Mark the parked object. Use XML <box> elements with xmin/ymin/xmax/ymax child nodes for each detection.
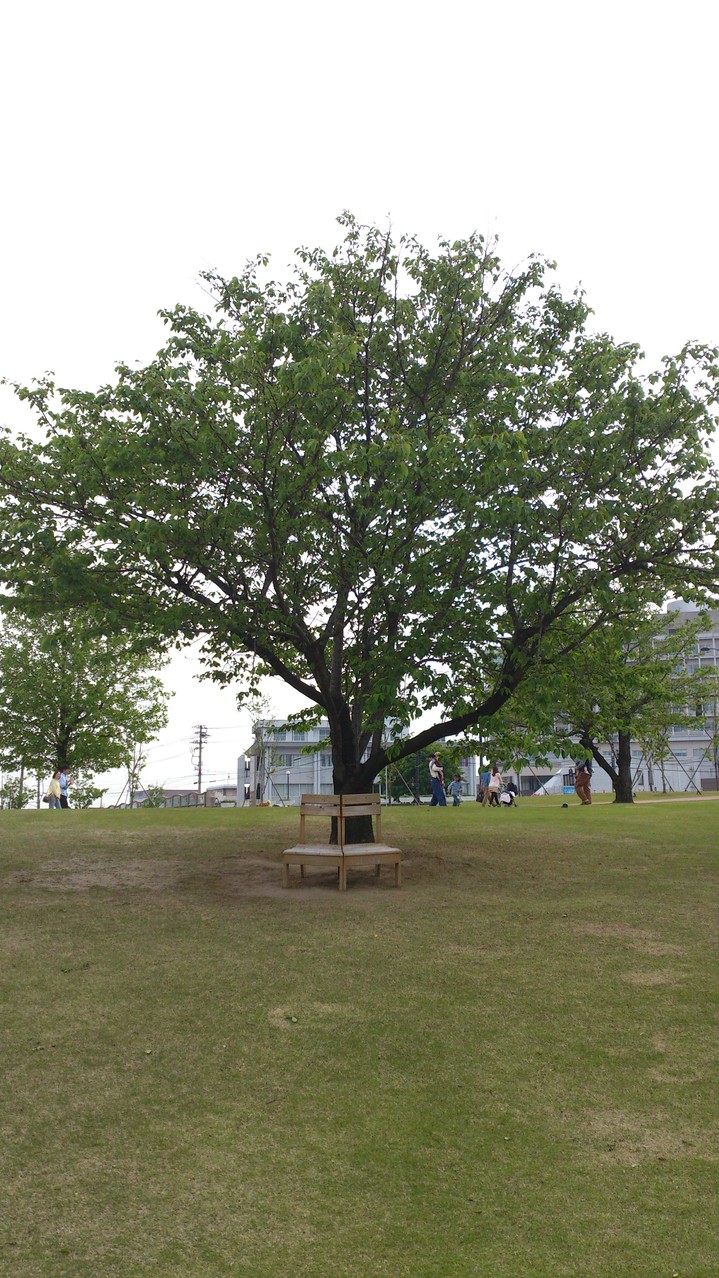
<box><xmin>500</xmin><ymin>780</ymin><xmax>519</xmax><ymax>807</ymax></box>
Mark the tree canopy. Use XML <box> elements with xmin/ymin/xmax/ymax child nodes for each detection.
<box><xmin>1</xmin><ymin>216</ymin><xmax>718</xmax><ymax>798</ymax></box>
<box><xmin>0</xmin><ymin>609</ymin><xmax>170</xmax><ymax>777</ymax></box>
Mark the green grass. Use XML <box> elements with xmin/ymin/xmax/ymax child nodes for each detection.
<box><xmin>1</xmin><ymin>799</ymin><xmax>717</xmax><ymax>1277</ymax></box>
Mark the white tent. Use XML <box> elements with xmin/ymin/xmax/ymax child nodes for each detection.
<box><xmin>532</xmin><ymin>771</ymin><xmax>565</xmax><ymax>797</ymax></box>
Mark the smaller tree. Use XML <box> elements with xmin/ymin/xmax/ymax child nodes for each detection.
<box><xmin>0</xmin><ymin>775</ymin><xmax>34</xmax><ymax>809</ymax></box>
<box><xmin>487</xmin><ymin>607</ymin><xmax>717</xmax><ymax>803</ymax></box>
<box><xmin>140</xmin><ymin>784</ymin><xmax>167</xmax><ymax>808</ymax></box>
<box><xmin>0</xmin><ymin>609</ymin><xmax>170</xmax><ymax>780</ymax></box>
<box><xmin>70</xmin><ymin>778</ymin><xmax>108</xmax><ymax>809</ymax></box>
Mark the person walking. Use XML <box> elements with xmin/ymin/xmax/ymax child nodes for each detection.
<box><xmin>447</xmin><ymin>775</ymin><xmax>463</xmax><ymax>807</ymax></box>
<box><xmin>59</xmin><ymin>766</ymin><xmax>73</xmax><ymax>809</ymax></box>
<box><xmin>428</xmin><ymin>753</ymin><xmax>447</xmax><ymax>806</ymax></box>
<box><xmin>47</xmin><ymin>770</ymin><xmax>62</xmax><ymax>809</ymax></box>
<box><xmin>483</xmin><ymin>765</ymin><xmax>503</xmax><ymax>807</ymax></box>
<box><xmin>574</xmin><ymin>761</ymin><xmax>592</xmax><ymax>805</ymax></box>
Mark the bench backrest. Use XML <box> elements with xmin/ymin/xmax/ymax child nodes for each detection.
<box><xmin>297</xmin><ymin>793</ymin><xmax>342</xmax><ymax>845</ymax></box>
<box><xmin>297</xmin><ymin>792</ymin><xmax>380</xmax><ymax>848</ymax></box>
<box><xmin>339</xmin><ymin>792</ymin><xmax>382</xmax><ymax>843</ymax></box>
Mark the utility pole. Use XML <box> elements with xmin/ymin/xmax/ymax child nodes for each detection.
<box><xmin>191</xmin><ymin>725</ymin><xmax>209</xmax><ymax>805</ymax></box>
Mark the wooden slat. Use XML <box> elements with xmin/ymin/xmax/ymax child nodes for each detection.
<box><xmin>299</xmin><ymin>795</ymin><xmax>341</xmax><ymax>813</ymax></box>
<box><xmin>342</xmin><ymin>843</ymin><xmax>400</xmax><ymax>856</ymax></box>
<box><xmin>283</xmin><ymin>845</ymin><xmax>342</xmax><ymax>857</ymax></box>
<box><xmin>340</xmin><ymin>793</ymin><xmax>380</xmax><ymax>808</ymax></box>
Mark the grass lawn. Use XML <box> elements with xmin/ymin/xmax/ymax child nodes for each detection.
<box><xmin>1</xmin><ymin>799</ymin><xmax>717</xmax><ymax>1277</ymax></box>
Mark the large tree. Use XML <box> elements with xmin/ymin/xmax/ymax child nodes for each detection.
<box><xmin>0</xmin><ymin>218</ymin><xmax>718</xmax><ymax>831</ymax></box>
<box><xmin>0</xmin><ymin>609</ymin><xmax>170</xmax><ymax>779</ymax></box>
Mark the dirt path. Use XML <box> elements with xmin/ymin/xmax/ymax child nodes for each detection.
<box><xmin>634</xmin><ymin>793</ymin><xmax>719</xmax><ymax>804</ymax></box>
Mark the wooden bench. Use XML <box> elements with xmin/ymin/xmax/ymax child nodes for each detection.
<box><xmin>282</xmin><ymin>792</ymin><xmax>402</xmax><ymax>891</ymax></box>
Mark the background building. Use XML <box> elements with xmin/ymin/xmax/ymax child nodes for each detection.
<box><xmin>650</xmin><ymin>600</ymin><xmax>719</xmax><ymax>791</ymax></box>
<box><xmin>237</xmin><ymin>721</ymin><xmax>479</xmax><ymax>804</ymax></box>
<box><xmin>238</xmin><ymin>720</ymin><xmax>334</xmax><ymax>805</ymax></box>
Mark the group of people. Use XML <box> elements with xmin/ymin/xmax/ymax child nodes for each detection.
<box><xmin>428</xmin><ymin>754</ymin><xmax>464</xmax><ymax>807</ymax></box>
<box><xmin>478</xmin><ymin>766</ymin><xmax>518</xmax><ymax>807</ymax></box>
<box><xmin>428</xmin><ymin>755</ymin><xmax>518</xmax><ymax>808</ymax></box>
<box><xmin>45</xmin><ymin>767</ymin><xmax>73</xmax><ymax>809</ymax></box>
<box><xmin>429</xmin><ymin>752</ymin><xmax>593</xmax><ymax>808</ymax></box>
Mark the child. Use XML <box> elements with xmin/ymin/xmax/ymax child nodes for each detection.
<box><xmin>447</xmin><ymin>775</ymin><xmax>463</xmax><ymax>807</ymax></box>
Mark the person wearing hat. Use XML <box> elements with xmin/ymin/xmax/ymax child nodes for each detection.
<box><xmin>428</xmin><ymin>753</ymin><xmax>447</xmax><ymax>806</ymax></box>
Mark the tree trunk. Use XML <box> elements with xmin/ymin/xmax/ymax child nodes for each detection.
<box><xmin>578</xmin><ymin>729</ymin><xmax>634</xmax><ymax>804</ymax></box>
<box><xmin>613</xmin><ymin>730</ymin><xmax>634</xmax><ymax>803</ymax></box>
<box><xmin>56</xmin><ymin>721</ymin><xmax>72</xmax><ymax>770</ymax></box>
<box><xmin>327</xmin><ymin>705</ymin><xmax>377</xmax><ymax>844</ymax></box>
<box><xmin>328</xmin><ymin>772</ymin><xmax>377</xmax><ymax>844</ymax></box>
<box><xmin>579</xmin><ymin>732</ymin><xmax>617</xmax><ymax>797</ymax></box>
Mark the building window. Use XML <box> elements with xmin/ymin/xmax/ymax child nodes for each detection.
<box><xmin>273</xmin><ymin>752</ymin><xmax>297</xmax><ymax>767</ymax></box>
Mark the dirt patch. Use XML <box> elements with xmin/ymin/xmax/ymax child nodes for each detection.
<box><xmin>10</xmin><ymin>859</ymin><xmax>184</xmax><ymax>893</ymax></box>
<box><xmin>621</xmin><ymin>970</ymin><xmax>681</xmax><ymax>987</ymax></box>
<box><xmin>584</xmin><ymin>1107</ymin><xmax>717</xmax><ymax>1164</ymax></box>
<box><xmin>648</xmin><ymin>1065</ymin><xmax>706</xmax><ymax>1085</ymax></box>
<box><xmin>573</xmin><ymin>922</ymin><xmax>657</xmax><ymax>941</ymax></box>
<box><xmin>7</xmin><ymin>850</ymin><xmax>413</xmax><ymax>902</ymax></box>
<box><xmin>632</xmin><ymin>939</ymin><xmax>685</xmax><ymax>956</ymax></box>
<box><xmin>572</xmin><ymin>922</ymin><xmax>685</xmax><ymax>957</ymax></box>
<box><xmin>267</xmin><ymin>1001</ymin><xmax>362</xmax><ymax>1030</ymax></box>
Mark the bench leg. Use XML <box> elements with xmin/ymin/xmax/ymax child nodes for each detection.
<box><xmin>300</xmin><ymin>864</ymin><xmax>305</xmax><ymax>878</ymax></box>
<box><xmin>394</xmin><ymin>859</ymin><xmax>401</xmax><ymax>887</ymax></box>
<box><xmin>375</xmin><ymin>863</ymin><xmax>381</xmax><ymax>878</ymax></box>
<box><xmin>339</xmin><ymin>861</ymin><xmax>347</xmax><ymax>891</ymax></box>
<box><xmin>282</xmin><ymin>861</ymin><xmax>290</xmax><ymax>888</ymax></box>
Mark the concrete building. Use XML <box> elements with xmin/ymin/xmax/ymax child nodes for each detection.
<box><xmin>648</xmin><ymin>600</ymin><xmax>719</xmax><ymax>791</ymax></box>
<box><xmin>238</xmin><ymin>720</ymin><xmax>334</xmax><ymax>805</ymax></box>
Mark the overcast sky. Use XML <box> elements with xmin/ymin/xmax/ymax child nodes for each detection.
<box><xmin>1</xmin><ymin>0</ymin><xmax>717</xmax><ymax>800</ymax></box>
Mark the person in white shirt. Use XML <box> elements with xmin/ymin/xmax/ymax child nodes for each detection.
<box><xmin>428</xmin><ymin>753</ymin><xmax>447</xmax><ymax>806</ymax></box>
<box><xmin>482</xmin><ymin>765</ymin><xmax>503</xmax><ymax>807</ymax></box>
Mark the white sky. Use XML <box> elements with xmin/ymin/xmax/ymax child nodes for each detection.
<box><xmin>1</xmin><ymin>0</ymin><xmax>717</xmax><ymax>800</ymax></box>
